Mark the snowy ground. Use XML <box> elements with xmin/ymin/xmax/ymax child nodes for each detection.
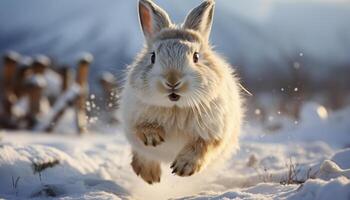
<box><xmin>0</xmin><ymin>103</ymin><xmax>350</xmax><ymax>200</ymax></box>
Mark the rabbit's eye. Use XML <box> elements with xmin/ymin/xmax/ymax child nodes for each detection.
<box><xmin>151</xmin><ymin>52</ymin><xmax>156</xmax><ymax>64</ymax></box>
<box><xmin>193</xmin><ymin>52</ymin><xmax>199</xmax><ymax>63</ymax></box>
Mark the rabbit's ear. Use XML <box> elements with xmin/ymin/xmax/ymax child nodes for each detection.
<box><xmin>183</xmin><ymin>0</ymin><xmax>215</xmax><ymax>40</ymax></box>
<box><xmin>138</xmin><ymin>0</ymin><xmax>171</xmax><ymax>41</ymax></box>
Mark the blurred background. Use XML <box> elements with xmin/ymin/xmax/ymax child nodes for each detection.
<box><xmin>0</xmin><ymin>0</ymin><xmax>350</xmax><ymax>133</ymax></box>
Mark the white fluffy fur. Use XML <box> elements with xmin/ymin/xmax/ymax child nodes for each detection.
<box><xmin>119</xmin><ymin>0</ymin><xmax>243</xmax><ymax>182</ymax></box>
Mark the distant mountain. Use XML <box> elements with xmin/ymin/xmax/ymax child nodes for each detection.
<box><xmin>0</xmin><ymin>0</ymin><xmax>349</xmax><ymax>89</ymax></box>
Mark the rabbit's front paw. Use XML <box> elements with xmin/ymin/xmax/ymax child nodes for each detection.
<box><xmin>136</xmin><ymin>123</ymin><xmax>165</xmax><ymax>147</ymax></box>
<box><xmin>170</xmin><ymin>149</ymin><xmax>204</xmax><ymax>177</ymax></box>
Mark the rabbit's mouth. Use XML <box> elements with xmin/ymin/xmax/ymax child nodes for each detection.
<box><xmin>168</xmin><ymin>93</ymin><xmax>181</xmax><ymax>102</ymax></box>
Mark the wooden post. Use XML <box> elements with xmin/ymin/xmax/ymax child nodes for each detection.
<box><xmin>26</xmin><ymin>77</ymin><xmax>46</xmax><ymax>128</ymax></box>
<box><xmin>1</xmin><ymin>51</ymin><xmax>20</xmax><ymax>121</ymax></box>
<box><xmin>25</xmin><ymin>55</ymin><xmax>50</xmax><ymax>129</ymax></box>
<box><xmin>14</xmin><ymin>56</ymin><xmax>33</xmax><ymax>98</ymax></box>
<box><xmin>75</xmin><ymin>53</ymin><xmax>93</xmax><ymax>134</ymax></box>
<box><xmin>32</xmin><ymin>55</ymin><xmax>51</xmax><ymax>75</ymax></box>
<box><xmin>58</xmin><ymin>66</ymin><xmax>73</xmax><ymax>93</ymax></box>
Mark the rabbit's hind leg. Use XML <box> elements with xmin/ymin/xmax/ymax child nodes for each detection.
<box><xmin>131</xmin><ymin>152</ymin><xmax>162</xmax><ymax>184</ymax></box>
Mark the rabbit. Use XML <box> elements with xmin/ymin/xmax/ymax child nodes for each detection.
<box><xmin>119</xmin><ymin>0</ymin><xmax>243</xmax><ymax>184</ymax></box>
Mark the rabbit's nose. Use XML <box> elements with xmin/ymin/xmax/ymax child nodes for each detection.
<box><xmin>163</xmin><ymin>69</ymin><xmax>182</xmax><ymax>89</ymax></box>
<box><xmin>165</xmin><ymin>81</ymin><xmax>181</xmax><ymax>90</ymax></box>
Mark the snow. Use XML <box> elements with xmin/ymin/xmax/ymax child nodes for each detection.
<box><xmin>0</xmin><ymin>102</ymin><xmax>349</xmax><ymax>199</ymax></box>
<box><xmin>43</xmin><ymin>69</ymin><xmax>63</xmax><ymax>99</ymax></box>
<box><xmin>1</xmin><ymin>1</ymin><xmax>348</xmax><ymax>198</ymax></box>
<box><xmin>34</xmin><ymin>84</ymin><xmax>81</xmax><ymax>132</ymax></box>
<box><xmin>180</xmin><ymin>178</ymin><xmax>350</xmax><ymax>200</ymax></box>
<box><xmin>0</xmin><ymin>132</ymin><xmax>130</xmax><ymax>199</ymax></box>
<box><xmin>317</xmin><ymin>160</ymin><xmax>350</xmax><ymax>180</ymax></box>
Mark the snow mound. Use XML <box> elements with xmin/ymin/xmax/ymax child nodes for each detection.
<box><xmin>0</xmin><ymin>143</ymin><xmax>128</xmax><ymax>199</ymax></box>
<box><xmin>288</xmin><ymin>177</ymin><xmax>350</xmax><ymax>200</ymax></box>
<box><xmin>317</xmin><ymin>160</ymin><xmax>350</xmax><ymax>180</ymax></box>
<box><xmin>178</xmin><ymin>177</ymin><xmax>350</xmax><ymax>200</ymax></box>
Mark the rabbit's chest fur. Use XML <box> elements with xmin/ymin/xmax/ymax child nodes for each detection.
<box><xmin>141</xmin><ymin>106</ymin><xmax>199</xmax><ymax>135</ymax></box>
<box><xmin>121</xmin><ymin>88</ymin><xmax>232</xmax><ymax>161</ymax></box>
<box><xmin>133</xmin><ymin>95</ymin><xmax>227</xmax><ymax>141</ymax></box>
